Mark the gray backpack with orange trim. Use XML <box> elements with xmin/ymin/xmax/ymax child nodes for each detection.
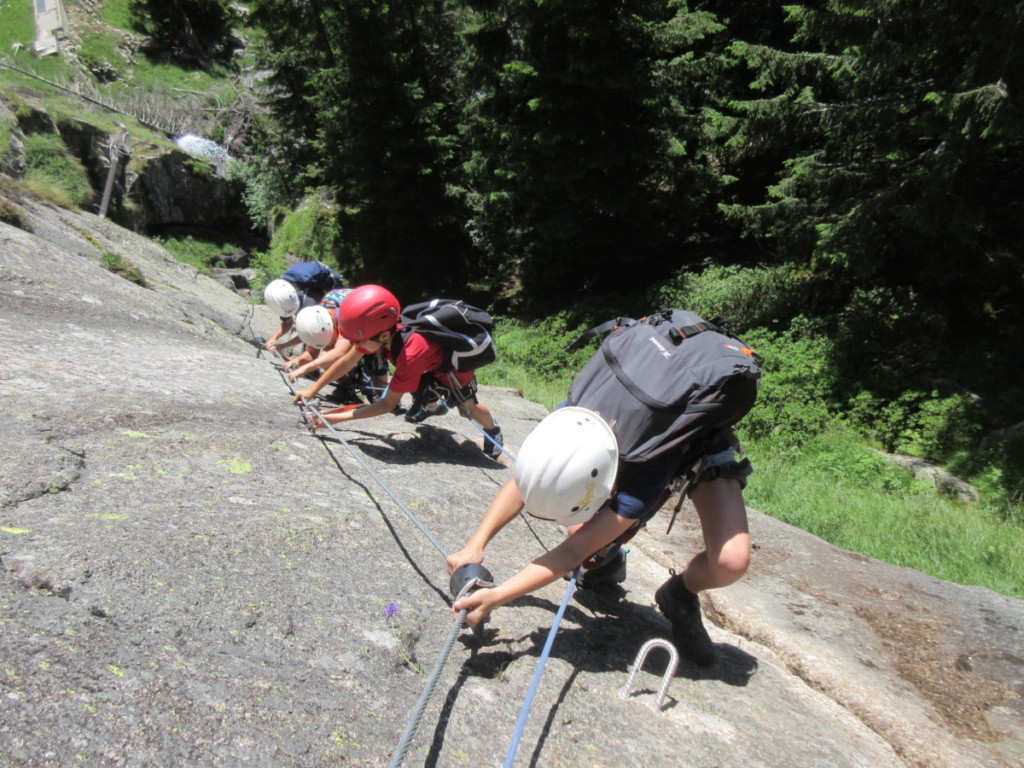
<box><xmin>566</xmin><ymin>308</ymin><xmax>761</xmax><ymax>463</ymax></box>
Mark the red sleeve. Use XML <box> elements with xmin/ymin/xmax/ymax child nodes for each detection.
<box><xmin>387</xmin><ymin>333</ymin><xmax>446</xmax><ymax>394</ymax></box>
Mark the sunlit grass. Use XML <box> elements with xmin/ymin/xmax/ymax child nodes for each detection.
<box><xmin>153</xmin><ymin>233</ymin><xmax>245</xmax><ymax>275</ymax></box>
<box><xmin>0</xmin><ymin>0</ymin><xmax>69</xmax><ymax>82</ymax></box>
<box><xmin>22</xmin><ymin>132</ymin><xmax>94</xmax><ymax>209</ymax></box>
<box><xmin>744</xmin><ymin>430</ymin><xmax>1024</xmax><ymax>598</ymax></box>
<box><xmin>98</xmin><ymin>0</ymin><xmax>134</xmax><ymax>31</ymax></box>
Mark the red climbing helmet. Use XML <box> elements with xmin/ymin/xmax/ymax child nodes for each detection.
<box><xmin>337</xmin><ymin>284</ymin><xmax>400</xmax><ymax>342</ymax></box>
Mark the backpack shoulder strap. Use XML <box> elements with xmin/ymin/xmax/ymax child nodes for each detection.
<box><xmin>564</xmin><ymin>317</ymin><xmax>637</xmax><ymax>353</ymax></box>
<box><xmin>389</xmin><ymin>325</ymin><xmax>411</xmax><ymax>361</ymax></box>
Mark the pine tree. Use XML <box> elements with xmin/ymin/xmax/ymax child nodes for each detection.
<box><xmin>722</xmin><ymin>0</ymin><xmax>1024</xmax><ymax>323</ymax></box>
<box><xmin>249</xmin><ymin>0</ymin><xmax>475</xmax><ymax>301</ymax></box>
<box><xmin>459</xmin><ymin>0</ymin><xmax>727</xmax><ymax>312</ymax></box>
<box><xmin>129</xmin><ymin>0</ymin><xmax>241</xmax><ymax>66</ymax></box>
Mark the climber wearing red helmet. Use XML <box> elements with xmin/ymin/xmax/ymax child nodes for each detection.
<box><xmin>292</xmin><ymin>285</ymin><xmax>503</xmax><ymax>458</ymax></box>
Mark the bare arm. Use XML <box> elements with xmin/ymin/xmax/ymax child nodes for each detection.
<box><xmin>265</xmin><ymin>317</ymin><xmax>295</xmax><ymax>350</ymax></box>
<box><xmin>284</xmin><ymin>348</ymin><xmax>315</xmax><ymax>373</ymax></box>
<box><xmin>445</xmin><ymin>479</ymin><xmax>527</xmax><ymax>574</ymax></box>
<box><xmin>321</xmin><ymin>387</ymin><xmax>402</xmax><ymax>424</ymax></box>
<box><xmin>274</xmin><ymin>334</ymin><xmax>304</xmax><ymax>352</ymax></box>
<box><xmin>292</xmin><ymin>340</ymin><xmax>363</xmax><ymax>403</ymax></box>
<box><xmin>451</xmin><ymin>504</ymin><xmax>634</xmax><ymax>626</ymax></box>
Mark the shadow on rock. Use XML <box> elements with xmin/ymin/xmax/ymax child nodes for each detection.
<box><xmin>319</xmin><ymin>424</ymin><xmax>510</xmax><ymax>470</ymax></box>
<box><xmin>456</xmin><ymin>590</ymin><xmax>758</xmax><ymax>687</ymax></box>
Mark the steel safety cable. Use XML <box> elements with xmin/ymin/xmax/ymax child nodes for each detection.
<box><xmin>262</xmin><ymin>345</ymin><xmax>578</xmax><ymax>767</ymax></box>
<box><xmin>387</xmin><ymin>610</ymin><xmax>469</xmax><ymax>767</ymax></box>
<box><xmin>248</xmin><ymin>335</ymin><xmax>478</xmax><ymax>768</ymax></box>
<box><xmin>285</xmin><ymin>365</ymin><xmax>577</xmax><ymax>766</ymax></box>
<box><xmin>300</xmin><ymin>393</ymin><xmax>451</xmax><ymax>559</ymax></box>
<box><xmin>275</xmin><ymin>367</ymin><xmax>481</xmax><ymax>766</ymax></box>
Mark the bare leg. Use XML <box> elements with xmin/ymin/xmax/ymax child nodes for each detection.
<box><xmin>681</xmin><ymin>477</ymin><xmax>750</xmax><ymax>594</ymax></box>
<box><xmin>656</xmin><ymin>477</ymin><xmax>749</xmax><ymax>666</ymax></box>
<box><xmin>465</xmin><ymin>400</ymin><xmax>495</xmax><ymax>431</ymax></box>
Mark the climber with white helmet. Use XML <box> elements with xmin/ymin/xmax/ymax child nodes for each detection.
<box><xmin>282</xmin><ymin>289</ymin><xmax>392</xmax><ymax>400</ymax></box>
<box><xmin>261</xmin><ymin>261</ymin><xmax>345</xmax><ymax>356</ymax></box>
<box><xmin>278</xmin><ymin>303</ymin><xmax>340</xmax><ymax>376</ymax></box>
<box><xmin>448</xmin><ymin>308</ymin><xmax>761</xmax><ymax>666</ymax></box>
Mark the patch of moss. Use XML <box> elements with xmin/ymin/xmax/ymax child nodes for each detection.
<box><xmin>100</xmin><ymin>251</ymin><xmax>149</xmax><ymax>288</ymax></box>
<box><xmin>0</xmin><ymin>194</ymin><xmax>32</xmax><ymax>232</ymax></box>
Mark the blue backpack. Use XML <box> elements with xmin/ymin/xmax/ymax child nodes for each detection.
<box><xmin>281</xmin><ymin>262</ymin><xmax>345</xmax><ymax>301</ymax></box>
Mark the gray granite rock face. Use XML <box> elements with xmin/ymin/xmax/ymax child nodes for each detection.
<box><xmin>0</xmin><ymin>200</ymin><xmax>1021</xmax><ymax>767</ymax></box>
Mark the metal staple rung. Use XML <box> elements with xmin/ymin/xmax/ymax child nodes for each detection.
<box><xmin>620</xmin><ymin>638</ymin><xmax>679</xmax><ymax>712</ymax></box>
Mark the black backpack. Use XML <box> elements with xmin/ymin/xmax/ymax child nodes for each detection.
<box><xmin>397</xmin><ymin>299</ymin><xmax>497</xmax><ymax>373</ymax></box>
<box><xmin>566</xmin><ymin>309</ymin><xmax>761</xmax><ymax>463</ymax></box>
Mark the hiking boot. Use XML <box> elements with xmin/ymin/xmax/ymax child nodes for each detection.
<box><xmin>405</xmin><ymin>401</ymin><xmax>450</xmax><ymax>423</ymax></box>
<box><xmin>481</xmin><ymin>424</ymin><xmax>503</xmax><ymax>459</ymax></box>
<box><xmin>579</xmin><ymin>550</ymin><xmax>627</xmax><ymax>589</ymax></box>
<box><xmin>654</xmin><ymin>576</ymin><xmax>717</xmax><ymax>666</ymax></box>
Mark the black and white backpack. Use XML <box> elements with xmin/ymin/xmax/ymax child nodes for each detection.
<box><xmin>396</xmin><ymin>299</ymin><xmax>497</xmax><ymax>373</ymax></box>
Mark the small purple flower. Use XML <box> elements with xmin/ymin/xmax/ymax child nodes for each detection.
<box><xmin>383</xmin><ymin>602</ymin><xmax>400</xmax><ymax>618</ymax></box>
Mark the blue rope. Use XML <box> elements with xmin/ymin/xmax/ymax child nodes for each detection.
<box><xmin>268</xmin><ymin>350</ymin><xmax>577</xmax><ymax>768</ymax></box>
<box><xmin>467</xmin><ymin>418</ymin><xmax>518</xmax><ymax>462</ymax></box>
<box><xmin>502</xmin><ymin>567</ymin><xmax>580</xmax><ymax>768</ymax></box>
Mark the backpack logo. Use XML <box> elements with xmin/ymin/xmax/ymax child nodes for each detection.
<box><xmin>649</xmin><ymin>336</ymin><xmax>672</xmax><ymax>359</ymax></box>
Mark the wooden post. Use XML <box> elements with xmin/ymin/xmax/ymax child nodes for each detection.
<box><xmin>98</xmin><ymin>125</ymin><xmax>128</xmax><ymax>219</ymax></box>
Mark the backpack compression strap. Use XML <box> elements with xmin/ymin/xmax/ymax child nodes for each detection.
<box><xmin>667</xmin><ymin>320</ymin><xmax>718</xmax><ymax>344</ymax></box>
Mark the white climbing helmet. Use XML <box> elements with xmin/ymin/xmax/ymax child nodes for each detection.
<box><xmin>264</xmin><ymin>279</ymin><xmax>300</xmax><ymax>317</ymax></box>
<box><xmin>295</xmin><ymin>305</ymin><xmax>335</xmax><ymax>349</ymax></box>
<box><xmin>514</xmin><ymin>406</ymin><xmax>619</xmax><ymax>527</ymax></box>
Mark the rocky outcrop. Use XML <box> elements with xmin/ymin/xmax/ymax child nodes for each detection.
<box><xmin>881</xmin><ymin>452</ymin><xmax>980</xmax><ymax>502</ymax></box>
<box><xmin>1</xmin><ymin>98</ymin><xmax>241</xmax><ymax>234</ymax></box>
<box><xmin>121</xmin><ymin>148</ymin><xmax>231</xmax><ymax>230</ymax></box>
<box><xmin>0</xmin><ymin>100</ymin><xmax>27</xmax><ymax>178</ymax></box>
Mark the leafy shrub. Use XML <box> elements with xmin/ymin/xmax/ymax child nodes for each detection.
<box><xmin>863</xmin><ymin>390</ymin><xmax>981</xmax><ymax>460</ymax></box>
<box><xmin>652</xmin><ymin>264</ymin><xmax>818</xmax><ymax>333</ymax></box>
<box><xmin>739</xmin><ymin>317</ymin><xmax>839</xmax><ymax>446</ymax></box>
<box><xmin>267</xmin><ymin>195</ymin><xmax>344</xmax><ymax>271</ymax></box>
<box><xmin>224</xmin><ymin>159</ymin><xmax>294</xmax><ymax>231</ymax></box>
<box><xmin>964</xmin><ymin>427</ymin><xmax>1024</xmax><ymax>525</ymax></box>
<box><xmin>248</xmin><ymin>249</ymin><xmax>288</xmax><ymax>299</ymax></box>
